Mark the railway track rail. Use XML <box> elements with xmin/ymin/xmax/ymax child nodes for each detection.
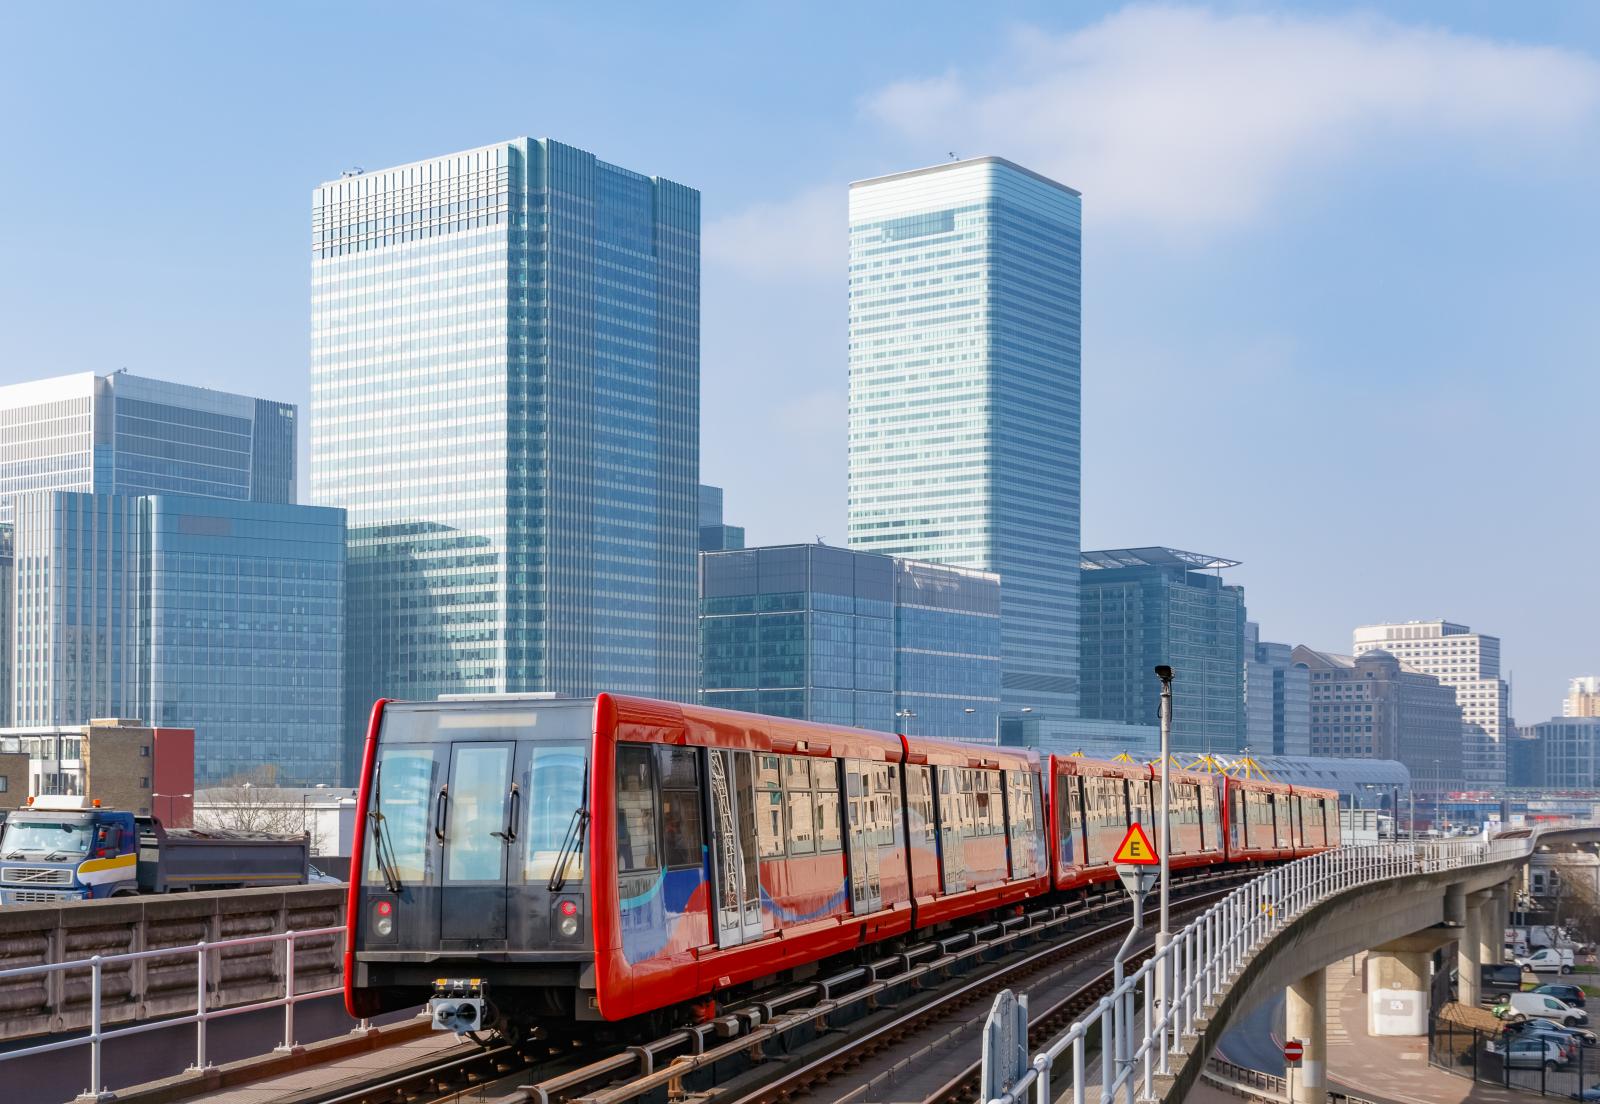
<box><xmin>273</xmin><ymin>867</ymin><xmax>1254</xmax><ymax>1104</ymax></box>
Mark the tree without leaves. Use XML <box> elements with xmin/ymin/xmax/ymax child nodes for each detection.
<box><xmin>193</xmin><ymin>769</ymin><xmax>321</xmax><ymax>851</ymax></box>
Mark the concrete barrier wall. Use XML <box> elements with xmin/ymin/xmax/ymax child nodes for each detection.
<box><xmin>0</xmin><ymin>884</ymin><xmax>345</xmax><ymax>1041</ymax></box>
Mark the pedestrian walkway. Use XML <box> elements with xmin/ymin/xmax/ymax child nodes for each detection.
<box><xmin>1192</xmin><ymin>955</ymin><xmax>1541</xmax><ymax>1103</ymax></box>
<box><xmin>1320</xmin><ymin>954</ymin><xmax>1533</xmax><ymax>1104</ymax></box>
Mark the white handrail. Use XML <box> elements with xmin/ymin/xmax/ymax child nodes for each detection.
<box><xmin>0</xmin><ymin>924</ymin><xmax>347</xmax><ymax>1098</ymax></box>
<box><xmin>984</xmin><ymin>824</ymin><xmax>1584</xmax><ymax>1104</ymax></box>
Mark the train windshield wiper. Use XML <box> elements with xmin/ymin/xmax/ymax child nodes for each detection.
<box><xmin>369</xmin><ymin>762</ymin><xmax>404</xmax><ymax>893</ymax></box>
<box><xmin>547</xmin><ymin>762</ymin><xmax>589</xmax><ymax>893</ymax></box>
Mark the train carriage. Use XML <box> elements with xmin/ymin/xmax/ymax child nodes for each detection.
<box><xmin>901</xmin><ymin>737</ymin><xmax>1048</xmax><ymax>928</ymax></box>
<box><xmin>345</xmin><ymin>692</ymin><xmax>1344</xmax><ymax>1040</ymax></box>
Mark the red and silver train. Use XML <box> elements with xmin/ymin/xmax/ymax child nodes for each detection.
<box><xmin>344</xmin><ymin>694</ymin><xmax>1339</xmax><ymax>1035</ymax></box>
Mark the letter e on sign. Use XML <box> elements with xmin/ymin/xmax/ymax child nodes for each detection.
<box><xmin>1113</xmin><ymin>823</ymin><xmax>1159</xmax><ymax>866</ymax></box>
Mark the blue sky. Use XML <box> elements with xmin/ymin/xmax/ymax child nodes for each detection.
<box><xmin>2</xmin><ymin>2</ymin><xmax>1596</xmax><ymax>720</ymax></box>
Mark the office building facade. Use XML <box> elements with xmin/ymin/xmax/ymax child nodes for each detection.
<box><xmin>1078</xmin><ymin>548</ymin><xmax>1246</xmax><ymax>753</ymax></box>
<box><xmin>0</xmin><ymin>371</ymin><xmax>295</xmax><ymax>519</ymax></box>
<box><xmin>699</xmin><ymin>484</ymin><xmax>744</xmax><ymax>552</ymax></box>
<box><xmin>310</xmin><ymin>139</ymin><xmax>700</xmax><ymax>779</ymax></box>
<box><xmin>847</xmin><ymin>158</ymin><xmax>1081</xmax><ymax>739</ymax></box>
<box><xmin>699</xmin><ymin>544</ymin><xmax>1000</xmax><ymax>740</ymax></box>
<box><xmin>1520</xmin><ymin>718</ymin><xmax>1600</xmax><ymax>792</ymax></box>
<box><xmin>1353</xmin><ymin>620</ymin><xmax>1509</xmax><ymax>788</ymax></box>
<box><xmin>1566</xmin><ymin>677</ymin><xmax>1600</xmax><ymax>719</ymax></box>
<box><xmin>1293</xmin><ymin>646</ymin><xmax>1462</xmax><ymax>793</ymax></box>
<box><xmin>9</xmin><ymin>491</ymin><xmax>345</xmax><ymax>785</ymax></box>
<box><xmin>1244</xmin><ymin>622</ymin><xmax>1311</xmax><ymax>756</ymax></box>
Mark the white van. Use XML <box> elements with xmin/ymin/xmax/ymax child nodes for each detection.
<box><xmin>1517</xmin><ymin>948</ymin><xmax>1577</xmax><ymax>974</ymax></box>
<box><xmin>1505</xmin><ymin>990</ymin><xmax>1589</xmax><ymax>1026</ymax></box>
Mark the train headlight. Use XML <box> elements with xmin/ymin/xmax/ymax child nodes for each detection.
<box><xmin>373</xmin><ymin>898</ymin><xmax>395</xmax><ymax>937</ymax></box>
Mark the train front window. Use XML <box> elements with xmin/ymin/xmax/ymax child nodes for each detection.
<box><xmin>523</xmin><ymin>744</ymin><xmax>588</xmax><ymax>882</ymax></box>
<box><xmin>365</xmin><ymin>747</ymin><xmax>441</xmax><ymax>885</ymax></box>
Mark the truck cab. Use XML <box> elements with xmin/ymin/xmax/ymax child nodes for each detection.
<box><xmin>0</xmin><ymin>797</ymin><xmax>139</xmax><ymax>905</ymax></box>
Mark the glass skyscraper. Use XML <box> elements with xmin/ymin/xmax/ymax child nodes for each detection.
<box><xmin>0</xmin><ymin>371</ymin><xmax>344</xmax><ymax>784</ymax></box>
<box><xmin>847</xmin><ymin>158</ymin><xmax>1082</xmax><ymax>742</ymax></box>
<box><xmin>0</xmin><ymin>371</ymin><xmax>295</xmax><ymax>518</ymax></box>
<box><xmin>310</xmin><ymin>139</ymin><xmax>699</xmax><ymax>778</ymax></box>
<box><xmin>699</xmin><ymin>544</ymin><xmax>1000</xmax><ymax>741</ymax></box>
<box><xmin>1079</xmin><ymin>548</ymin><xmax>1247</xmax><ymax>753</ymax></box>
<box><xmin>8</xmin><ymin>492</ymin><xmax>345</xmax><ymax>784</ymax></box>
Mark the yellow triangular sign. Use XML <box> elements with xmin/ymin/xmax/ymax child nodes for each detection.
<box><xmin>1113</xmin><ymin>822</ymin><xmax>1160</xmax><ymax>866</ymax></box>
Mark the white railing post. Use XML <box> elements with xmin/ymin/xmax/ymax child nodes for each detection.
<box><xmin>280</xmin><ymin>931</ymin><xmax>297</xmax><ymax>1053</ymax></box>
<box><xmin>193</xmin><ymin>939</ymin><xmax>209</xmax><ymax>1072</ymax></box>
<box><xmin>89</xmin><ymin>955</ymin><xmax>103</xmax><ymax>1099</ymax></box>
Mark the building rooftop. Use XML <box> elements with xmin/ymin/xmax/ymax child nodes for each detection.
<box><xmin>849</xmin><ymin>156</ymin><xmax>1081</xmax><ymax>197</ymax></box>
<box><xmin>1081</xmin><ymin>547</ymin><xmax>1241</xmax><ymax>571</ymax></box>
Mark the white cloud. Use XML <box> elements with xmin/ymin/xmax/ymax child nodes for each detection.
<box><xmin>864</xmin><ymin>6</ymin><xmax>1600</xmax><ymax>229</ymax></box>
<box><xmin>703</xmin><ymin>186</ymin><xmax>844</xmax><ymax>280</ymax></box>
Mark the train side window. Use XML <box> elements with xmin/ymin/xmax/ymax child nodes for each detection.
<box><xmin>907</xmin><ymin>766</ymin><xmax>936</xmax><ymax>847</ymax></box>
<box><xmin>658</xmin><ymin>747</ymin><xmax>703</xmax><ymax>870</ymax></box>
<box><xmin>758</xmin><ymin>754</ymin><xmax>782</xmax><ymax>791</ymax></box>
<box><xmin>815</xmin><ymin>760</ymin><xmax>843</xmax><ymax>853</ymax></box>
<box><xmin>616</xmin><ymin>744</ymin><xmax>660</xmax><ymax>874</ymax></box>
<box><xmin>786</xmin><ymin>756</ymin><xmax>816</xmax><ymax>855</ymax></box>
<box><xmin>756</xmin><ymin>751</ymin><xmax>784</xmax><ymax>858</ymax></box>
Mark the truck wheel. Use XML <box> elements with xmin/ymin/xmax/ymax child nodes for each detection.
<box><xmin>110</xmin><ymin>888</ymin><xmax>139</xmax><ymax>898</ymax></box>
<box><xmin>1563</xmin><ymin>965</ymin><xmax>1574</xmax><ymax>975</ymax></box>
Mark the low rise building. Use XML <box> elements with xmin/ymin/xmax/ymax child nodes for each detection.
<box><xmin>699</xmin><ymin>543</ymin><xmax>1001</xmax><ymax>740</ymax></box>
<box><xmin>1520</xmin><ymin>718</ymin><xmax>1600</xmax><ymax>792</ymax></box>
<box><xmin>0</xmin><ymin>719</ymin><xmax>194</xmax><ymax>823</ymax></box>
<box><xmin>1292</xmin><ymin>646</ymin><xmax>1461</xmax><ymax>794</ymax></box>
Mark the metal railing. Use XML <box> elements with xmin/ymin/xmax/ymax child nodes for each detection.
<box><xmin>0</xmin><ymin>925</ymin><xmax>347</xmax><ymax>1100</ymax></box>
<box><xmin>984</xmin><ymin>834</ymin><xmax>1543</xmax><ymax>1104</ymax></box>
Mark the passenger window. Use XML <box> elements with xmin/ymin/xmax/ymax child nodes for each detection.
<box><xmin>785</xmin><ymin>757</ymin><xmax>812</xmax><ymax>789</ymax></box>
<box><xmin>758</xmin><ymin>790</ymin><xmax>785</xmax><ymax>857</ymax></box>
<box><xmin>815</xmin><ymin>787</ymin><xmax>842</xmax><ymax>852</ymax></box>
<box><xmin>758</xmin><ymin>754</ymin><xmax>782</xmax><ymax>790</ymax></box>
<box><xmin>615</xmin><ymin>745</ymin><xmax>659</xmax><ymax>874</ymax></box>
<box><xmin>658</xmin><ymin>747</ymin><xmax>703</xmax><ymax>870</ymax></box>
<box><xmin>788</xmin><ymin>791</ymin><xmax>816</xmax><ymax>854</ymax></box>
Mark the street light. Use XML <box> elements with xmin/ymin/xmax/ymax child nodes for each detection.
<box><xmin>895</xmin><ymin>709</ymin><xmax>916</xmax><ymax>735</ymax></box>
<box><xmin>1154</xmin><ymin>666</ymin><xmax>1175</xmax><ymax>999</ymax></box>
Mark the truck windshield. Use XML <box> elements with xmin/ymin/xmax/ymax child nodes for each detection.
<box><xmin>2</xmin><ymin>820</ymin><xmax>93</xmax><ymax>859</ymax></box>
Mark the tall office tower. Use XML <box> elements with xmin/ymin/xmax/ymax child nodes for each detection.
<box><xmin>1078</xmin><ymin>548</ymin><xmax>1246</xmax><ymax>753</ymax></box>
<box><xmin>1243</xmin><ymin>622</ymin><xmax>1311</xmax><ymax>756</ymax></box>
<box><xmin>1353</xmin><ymin>620</ymin><xmax>1509</xmax><ymax>788</ymax></box>
<box><xmin>311</xmin><ymin>139</ymin><xmax>699</xmax><ymax>779</ymax></box>
<box><xmin>847</xmin><ymin>158</ymin><xmax>1081</xmax><ymax>742</ymax></box>
<box><xmin>1293</xmin><ymin>646</ymin><xmax>1462</xmax><ymax>792</ymax></box>
<box><xmin>0</xmin><ymin>371</ymin><xmax>295</xmax><ymax>520</ymax></box>
<box><xmin>1566</xmin><ymin>677</ymin><xmax>1600</xmax><ymax>718</ymax></box>
<box><xmin>0</xmin><ymin>372</ymin><xmax>342</xmax><ymax>784</ymax></box>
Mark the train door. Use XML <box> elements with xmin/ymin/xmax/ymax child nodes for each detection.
<box><xmin>706</xmin><ymin>749</ymin><xmax>763</xmax><ymax>947</ymax></box>
<box><xmin>438</xmin><ymin>740</ymin><xmax>515</xmax><ymax>944</ymax></box>
<box><xmin>845</xmin><ymin>761</ymin><xmax>883</xmax><ymax>913</ymax></box>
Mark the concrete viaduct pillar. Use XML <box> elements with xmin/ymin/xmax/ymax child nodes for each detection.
<box><xmin>1367</xmin><ymin>942</ymin><xmax>1431</xmax><ymax>1035</ymax></box>
<box><xmin>1285</xmin><ymin>967</ymin><xmax>1327</xmax><ymax>1104</ymax></box>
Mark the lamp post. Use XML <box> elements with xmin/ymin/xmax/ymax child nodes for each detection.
<box><xmin>1154</xmin><ymin>666</ymin><xmax>1175</xmax><ymax>993</ymax></box>
<box><xmin>895</xmin><ymin>709</ymin><xmax>916</xmax><ymax>735</ymax></box>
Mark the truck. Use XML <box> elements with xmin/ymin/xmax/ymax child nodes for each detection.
<box><xmin>1507</xmin><ymin>925</ymin><xmax>1590</xmax><ymax>954</ymax></box>
<box><xmin>0</xmin><ymin>796</ymin><xmax>310</xmax><ymax>905</ymax></box>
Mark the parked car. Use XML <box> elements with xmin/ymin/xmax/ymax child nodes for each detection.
<box><xmin>1487</xmin><ymin>1035</ymin><xmax>1569</xmax><ymax>1070</ymax></box>
<box><xmin>1483</xmin><ymin>963</ymin><xmax>1526</xmax><ymax>1003</ymax></box>
<box><xmin>1512</xmin><ymin>1018</ymin><xmax>1594</xmax><ymax>1056</ymax></box>
<box><xmin>1520</xmin><ymin>948</ymin><xmax>1578</xmax><ymax>975</ymax></box>
<box><xmin>1536</xmin><ymin>983</ymin><xmax>1590</xmax><ymax>1010</ymax></box>
<box><xmin>1504</xmin><ymin>991</ymin><xmax>1591</xmax><ymax>1026</ymax></box>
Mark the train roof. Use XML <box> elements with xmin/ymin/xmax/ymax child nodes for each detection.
<box><xmin>1049</xmin><ymin>754</ymin><xmax>1151</xmax><ymax>780</ymax></box>
<box><xmin>902</xmin><ymin>734</ymin><xmax>1040</xmax><ymax>771</ymax></box>
<box><xmin>601</xmin><ymin>694</ymin><xmax>904</xmax><ymax>762</ymax></box>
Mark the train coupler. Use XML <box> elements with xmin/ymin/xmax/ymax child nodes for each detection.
<box><xmin>429</xmin><ymin>977</ymin><xmax>496</xmax><ymax>1034</ymax></box>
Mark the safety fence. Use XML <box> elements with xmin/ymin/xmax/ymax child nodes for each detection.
<box><xmin>0</xmin><ymin>925</ymin><xmax>348</xmax><ymax>1100</ymax></box>
<box><xmin>1430</xmin><ymin>1013</ymin><xmax>1600</xmax><ymax>1097</ymax></box>
<box><xmin>982</xmin><ymin>835</ymin><xmax>1541</xmax><ymax>1104</ymax></box>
